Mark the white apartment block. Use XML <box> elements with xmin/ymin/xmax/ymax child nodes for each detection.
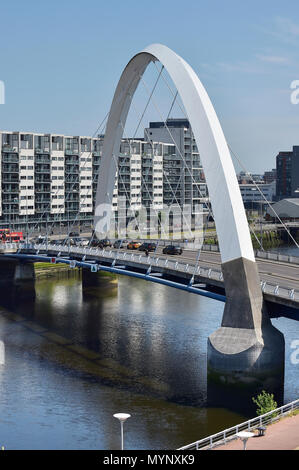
<box><xmin>0</xmin><ymin>130</ymin><xmax>177</xmax><ymax>232</ymax></box>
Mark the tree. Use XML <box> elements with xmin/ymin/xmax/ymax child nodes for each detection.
<box><xmin>252</xmin><ymin>391</ymin><xmax>277</xmax><ymax>416</ymax></box>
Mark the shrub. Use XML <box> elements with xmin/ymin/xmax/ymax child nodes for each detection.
<box><xmin>252</xmin><ymin>390</ymin><xmax>277</xmax><ymax>416</ymax></box>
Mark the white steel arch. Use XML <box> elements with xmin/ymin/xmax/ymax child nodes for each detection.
<box><xmin>94</xmin><ymin>43</ymin><xmax>255</xmax><ymax>265</ymax></box>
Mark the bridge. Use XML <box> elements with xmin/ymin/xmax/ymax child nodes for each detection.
<box><xmin>1</xmin><ymin>241</ymin><xmax>298</xmax><ymax>320</ymax></box>
<box><xmin>1</xmin><ymin>43</ymin><xmax>297</xmax><ymax>406</ymax></box>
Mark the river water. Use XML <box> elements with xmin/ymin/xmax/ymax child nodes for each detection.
<box><xmin>0</xmin><ymin>266</ymin><xmax>298</xmax><ymax>450</ymax></box>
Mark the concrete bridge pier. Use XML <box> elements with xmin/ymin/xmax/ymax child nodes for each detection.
<box><xmin>207</xmin><ymin>257</ymin><xmax>285</xmax><ymax>412</ymax></box>
<box><xmin>81</xmin><ymin>268</ymin><xmax>118</xmax><ymax>297</ymax></box>
<box><xmin>0</xmin><ymin>258</ymin><xmax>36</xmax><ymax>303</ymax></box>
<box><xmin>12</xmin><ymin>262</ymin><xmax>36</xmax><ymax>301</ymax></box>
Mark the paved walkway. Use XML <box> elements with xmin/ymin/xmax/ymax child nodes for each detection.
<box><xmin>214</xmin><ymin>414</ymin><xmax>299</xmax><ymax>450</ymax></box>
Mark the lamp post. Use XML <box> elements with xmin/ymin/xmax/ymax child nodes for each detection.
<box><xmin>236</xmin><ymin>431</ymin><xmax>255</xmax><ymax>450</ymax></box>
<box><xmin>113</xmin><ymin>413</ymin><xmax>131</xmax><ymax>450</ymax></box>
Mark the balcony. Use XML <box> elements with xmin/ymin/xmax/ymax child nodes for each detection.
<box><xmin>35</xmin><ymin>157</ymin><xmax>50</xmax><ymax>163</ymax></box>
<box><xmin>35</xmin><ymin>168</ymin><xmax>51</xmax><ymax>174</ymax></box>
<box><xmin>35</xmin><ymin>177</ymin><xmax>51</xmax><ymax>182</ymax></box>
<box><xmin>2</xmin><ymin>189</ymin><xmax>19</xmax><ymax>194</ymax></box>
<box><xmin>35</xmin><ymin>148</ymin><xmax>50</xmax><ymax>154</ymax></box>
<box><xmin>35</xmin><ymin>198</ymin><xmax>50</xmax><ymax>203</ymax></box>
<box><xmin>2</xmin><ymin>177</ymin><xmax>19</xmax><ymax>183</ymax></box>
<box><xmin>2</xmin><ymin>165</ymin><xmax>19</xmax><ymax>173</ymax></box>
<box><xmin>2</xmin><ymin>146</ymin><xmax>18</xmax><ymax>153</ymax></box>
<box><xmin>35</xmin><ymin>188</ymin><xmax>50</xmax><ymax>193</ymax></box>
<box><xmin>2</xmin><ymin>199</ymin><xmax>19</xmax><ymax>204</ymax></box>
<box><xmin>2</xmin><ymin>209</ymin><xmax>19</xmax><ymax>215</ymax></box>
<box><xmin>2</xmin><ymin>156</ymin><xmax>19</xmax><ymax>163</ymax></box>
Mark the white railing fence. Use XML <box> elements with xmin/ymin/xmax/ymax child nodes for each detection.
<box><xmin>177</xmin><ymin>398</ymin><xmax>299</xmax><ymax>450</ymax></box>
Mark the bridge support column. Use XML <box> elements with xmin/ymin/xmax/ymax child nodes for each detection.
<box><xmin>82</xmin><ymin>268</ymin><xmax>118</xmax><ymax>296</ymax></box>
<box><xmin>13</xmin><ymin>262</ymin><xmax>36</xmax><ymax>301</ymax></box>
<box><xmin>207</xmin><ymin>257</ymin><xmax>285</xmax><ymax>412</ymax></box>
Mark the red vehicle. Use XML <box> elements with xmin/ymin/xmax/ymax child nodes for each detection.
<box><xmin>0</xmin><ymin>229</ymin><xmax>23</xmax><ymax>243</ymax></box>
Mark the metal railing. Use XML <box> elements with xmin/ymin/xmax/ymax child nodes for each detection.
<box><xmin>255</xmin><ymin>249</ymin><xmax>299</xmax><ymax>265</ymax></box>
<box><xmin>177</xmin><ymin>398</ymin><xmax>299</xmax><ymax>450</ymax></box>
<box><xmin>1</xmin><ymin>242</ymin><xmax>299</xmax><ymax>303</ymax></box>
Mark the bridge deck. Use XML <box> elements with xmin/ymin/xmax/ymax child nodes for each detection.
<box><xmin>1</xmin><ymin>243</ymin><xmax>298</xmax><ymax>318</ymax></box>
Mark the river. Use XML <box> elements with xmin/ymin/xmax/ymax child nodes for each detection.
<box><xmin>0</xmin><ymin>265</ymin><xmax>297</xmax><ymax>450</ymax></box>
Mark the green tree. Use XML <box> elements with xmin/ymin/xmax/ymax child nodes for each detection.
<box><xmin>252</xmin><ymin>391</ymin><xmax>277</xmax><ymax>416</ymax></box>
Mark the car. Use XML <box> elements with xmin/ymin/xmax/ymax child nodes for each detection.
<box><xmin>49</xmin><ymin>239</ymin><xmax>64</xmax><ymax>245</ymax></box>
<box><xmin>61</xmin><ymin>237</ymin><xmax>76</xmax><ymax>246</ymax></box>
<box><xmin>89</xmin><ymin>239</ymin><xmax>104</xmax><ymax>248</ymax></box>
<box><xmin>138</xmin><ymin>242</ymin><xmax>156</xmax><ymax>252</ymax></box>
<box><xmin>69</xmin><ymin>231</ymin><xmax>80</xmax><ymax>237</ymax></box>
<box><xmin>99</xmin><ymin>239</ymin><xmax>112</xmax><ymax>247</ymax></box>
<box><xmin>71</xmin><ymin>237</ymin><xmax>89</xmax><ymax>247</ymax></box>
<box><xmin>162</xmin><ymin>245</ymin><xmax>183</xmax><ymax>255</ymax></box>
<box><xmin>113</xmin><ymin>239</ymin><xmax>125</xmax><ymax>249</ymax></box>
<box><xmin>78</xmin><ymin>238</ymin><xmax>89</xmax><ymax>247</ymax></box>
<box><xmin>31</xmin><ymin>235</ymin><xmax>47</xmax><ymax>243</ymax></box>
<box><xmin>127</xmin><ymin>240</ymin><xmax>141</xmax><ymax>250</ymax></box>
<box><xmin>30</xmin><ymin>236</ymin><xmax>43</xmax><ymax>244</ymax></box>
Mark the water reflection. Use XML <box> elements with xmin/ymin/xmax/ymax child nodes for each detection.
<box><xmin>0</xmin><ymin>271</ymin><xmax>297</xmax><ymax>449</ymax></box>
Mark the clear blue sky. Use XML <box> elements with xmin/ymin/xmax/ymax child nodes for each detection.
<box><xmin>1</xmin><ymin>0</ymin><xmax>299</xmax><ymax>172</ymax></box>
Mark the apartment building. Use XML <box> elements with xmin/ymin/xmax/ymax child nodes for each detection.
<box><xmin>0</xmin><ymin>131</ymin><xmax>176</xmax><ymax>232</ymax></box>
<box><xmin>0</xmin><ymin>131</ymin><xmax>103</xmax><ymax>231</ymax></box>
<box><xmin>144</xmin><ymin>118</ymin><xmax>208</xmax><ymax>215</ymax></box>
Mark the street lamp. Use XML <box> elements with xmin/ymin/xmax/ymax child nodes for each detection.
<box><xmin>236</xmin><ymin>431</ymin><xmax>255</xmax><ymax>450</ymax></box>
<box><xmin>113</xmin><ymin>413</ymin><xmax>131</xmax><ymax>450</ymax></box>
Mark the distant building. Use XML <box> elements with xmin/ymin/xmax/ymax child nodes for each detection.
<box><xmin>266</xmin><ymin>198</ymin><xmax>299</xmax><ymax>220</ymax></box>
<box><xmin>237</xmin><ymin>171</ymin><xmax>263</xmax><ymax>184</ymax></box>
<box><xmin>263</xmin><ymin>168</ymin><xmax>276</xmax><ymax>184</ymax></box>
<box><xmin>239</xmin><ymin>181</ymin><xmax>276</xmax><ymax>210</ymax></box>
<box><xmin>276</xmin><ymin>147</ymin><xmax>299</xmax><ymax>200</ymax></box>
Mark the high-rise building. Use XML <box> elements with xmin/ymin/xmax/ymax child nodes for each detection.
<box><xmin>276</xmin><ymin>147</ymin><xmax>299</xmax><ymax>200</ymax></box>
<box><xmin>144</xmin><ymin>118</ymin><xmax>208</xmax><ymax>215</ymax></box>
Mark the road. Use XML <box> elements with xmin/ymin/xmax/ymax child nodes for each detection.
<box><xmin>107</xmin><ymin>245</ymin><xmax>299</xmax><ymax>292</ymax></box>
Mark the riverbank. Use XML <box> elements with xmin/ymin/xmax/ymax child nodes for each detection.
<box><xmin>34</xmin><ymin>262</ymin><xmax>117</xmax><ymax>284</ymax></box>
<box><xmin>34</xmin><ymin>262</ymin><xmax>79</xmax><ymax>279</ymax></box>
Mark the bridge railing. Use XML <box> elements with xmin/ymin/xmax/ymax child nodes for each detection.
<box><xmin>1</xmin><ymin>240</ymin><xmax>298</xmax><ymax>263</ymax></box>
<box><xmin>255</xmin><ymin>249</ymin><xmax>299</xmax><ymax>265</ymax></box>
<box><xmin>2</xmin><ymin>242</ymin><xmax>299</xmax><ymax>303</ymax></box>
<box><xmin>177</xmin><ymin>398</ymin><xmax>299</xmax><ymax>450</ymax></box>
